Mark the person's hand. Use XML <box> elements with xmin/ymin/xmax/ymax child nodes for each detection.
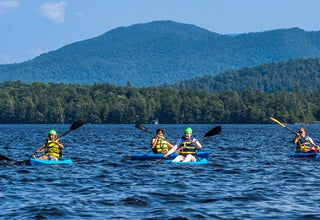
<box><xmin>31</xmin><ymin>151</ymin><xmax>37</xmax><ymax>158</ymax></box>
<box><xmin>191</xmin><ymin>138</ymin><xmax>197</xmax><ymax>144</ymax></box>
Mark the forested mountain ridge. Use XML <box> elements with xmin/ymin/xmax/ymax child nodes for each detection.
<box><xmin>169</xmin><ymin>57</ymin><xmax>320</xmax><ymax>93</ymax></box>
<box><xmin>1</xmin><ymin>21</ymin><xmax>320</xmax><ymax>87</ymax></box>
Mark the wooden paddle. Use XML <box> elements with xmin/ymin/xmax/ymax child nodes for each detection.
<box><xmin>270</xmin><ymin>117</ymin><xmax>297</xmax><ymax>135</ymax></box>
<box><xmin>153</xmin><ymin>125</ymin><xmax>222</xmax><ymax>163</ymax></box>
<box><xmin>0</xmin><ymin>120</ymin><xmax>85</xmax><ymax>165</ymax></box>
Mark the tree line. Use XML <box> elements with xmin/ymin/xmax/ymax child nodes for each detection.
<box><xmin>0</xmin><ymin>81</ymin><xmax>319</xmax><ymax>124</ymax></box>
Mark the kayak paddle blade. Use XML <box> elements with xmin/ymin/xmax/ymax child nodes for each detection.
<box><xmin>204</xmin><ymin>126</ymin><xmax>221</xmax><ymax>137</ymax></box>
<box><xmin>0</xmin><ymin>155</ymin><xmax>14</xmax><ymax>162</ymax></box>
<box><xmin>57</xmin><ymin>120</ymin><xmax>85</xmax><ymax>139</ymax></box>
<box><xmin>270</xmin><ymin>117</ymin><xmax>286</xmax><ymax>128</ymax></box>
<box><xmin>71</xmin><ymin>120</ymin><xmax>86</xmax><ymax>130</ymax></box>
<box><xmin>135</xmin><ymin>124</ymin><xmax>153</xmax><ymax>135</ymax></box>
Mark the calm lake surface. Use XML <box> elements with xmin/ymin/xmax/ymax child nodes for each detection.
<box><xmin>1</xmin><ymin>123</ymin><xmax>320</xmax><ymax>219</ymax></box>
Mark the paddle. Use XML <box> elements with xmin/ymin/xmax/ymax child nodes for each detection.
<box><xmin>57</xmin><ymin>120</ymin><xmax>86</xmax><ymax>139</ymax></box>
<box><xmin>270</xmin><ymin>117</ymin><xmax>320</xmax><ymax>151</ymax></box>
<box><xmin>199</xmin><ymin>125</ymin><xmax>222</xmax><ymax>140</ymax></box>
<box><xmin>153</xmin><ymin>125</ymin><xmax>222</xmax><ymax>163</ymax></box>
<box><xmin>270</xmin><ymin>117</ymin><xmax>297</xmax><ymax>135</ymax></box>
<box><xmin>135</xmin><ymin>123</ymin><xmax>178</xmax><ymax>142</ymax></box>
<box><xmin>0</xmin><ymin>120</ymin><xmax>85</xmax><ymax>165</ymax></box>
<box><xmin>135</xmin><ymin>124</ymin><xmax>154</xmax><ymax>135</ymax></box>
<box><xmin>32</xmin><ymin>119</ymin><xmax>86</xmax><ymax>157</ymax></box>
<box><xmin>135</xmin><ymin>123</ymin><xmax>176</xmax><ymax>153</ymax></box>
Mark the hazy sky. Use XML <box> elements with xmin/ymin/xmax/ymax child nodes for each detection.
<box><xmin>1</xmin><ymin>0</ymin><xmax>320</xmax><ymax>64</ymax></box>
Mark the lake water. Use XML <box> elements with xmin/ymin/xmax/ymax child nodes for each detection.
<box><xmin>1</xmin><ymin>123</ymin><xmax>320</xmax><ymax>219</ymax></box>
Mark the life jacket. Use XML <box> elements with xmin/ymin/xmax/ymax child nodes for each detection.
<box><xmin>296</xmin><ymin>136</ymin><xmax>313</xmax><ymax>152</ymax></box>
<box><xmin>152</xmin><ymin>137</ymin><xmax>169</xmax><ymax>153</ymax></box>
<box><xmin>179</xmin><ymin>136</ymin><xmax>197</xmax><ymax>155</ymax></box>
<box><xmin>45</xmin><ymin>139</ymin><xmax>62</xmax><ymax>158</ymax></box>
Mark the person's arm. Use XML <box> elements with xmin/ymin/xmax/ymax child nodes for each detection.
<box><xmin>293</xmin><ymin>134</ymin><xmax>300</xmax><ymax>144</ymax></box>
<box><xmin>192</xmin><ymin>138</ymin><xmax>203</xmax><ymax>149</ymax></box>
<box><xmin>164</xmin><ymin>145</ymin><xmax>178</xmax><ymax>158</ymax></box>
<box><xmin>151</xmin><ymin>137</ymin><xmax>158</xmax><ymax>150</ymax></box>
<box><xmin>56</xmin><ymin>139</ymin><xmax>64</xmax><ymax>149</ymax></box>
<box><xmin>307</xmin><ymin>137</ymin><xmax>319</xmax><ymax>148</ymax></box>
<box><xmin>166</xmin><ymin>140</ymin><xmax>174</xmax><ymax>149</ymax></box>
<box><xmin>36</xmin><ymin>144</ymin><xmax>46</xmax><ymax>153</ymax></box>
<box><xmin>164</xmin><ymin>139</ymin><xmax>181</xmax><ymax>158</ymax></box>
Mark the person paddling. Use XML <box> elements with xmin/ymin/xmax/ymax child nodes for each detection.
<box><xmin>33</xmin><ymin>129</ymin><xmax>64</xmax><ymax>160</ymax></box>
<box><xmin>151</xmin><ymin>128</ymin><xmax>174</xmax><ymax>154</ymax></box>
<box><xmin>293</xmin><ymin>127</ymin><xmax>319</xmax><ymax>153</ymax></box>
<box><xmin>164</xmin><ymin>127</ymin><xmax>203</xmax><ymax>162</ymax></box>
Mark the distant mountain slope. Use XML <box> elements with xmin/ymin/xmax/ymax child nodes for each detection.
<box><xmin>170</xmin><ymin>57</ymin><xmax>320</xmax><ymax>93</ymax></box>
<box><xmin>1</xmin><ymin>20</ymin><xmax>320</xmax><ymax>87</ymax></box>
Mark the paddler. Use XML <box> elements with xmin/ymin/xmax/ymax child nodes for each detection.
<box><xmin>293</xmin><ymin>127</ymin><xmax>319</xmax><ymax>153</ymax></box>
<box><xmin>151</xmin><ymin>128</ymin><xmax>174</xmax><ymax>154</ymax></box>
<box><xmin>164</xmin><ymin>127</ymin><xmax>203</xmax><ymax>162</ymax></box>
<box><xmin>33</xmin><ymin>129</ymin><xmax>64</xmax><ymax>160</ymax></box>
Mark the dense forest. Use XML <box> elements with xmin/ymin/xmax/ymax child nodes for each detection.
<box><xmin>170</xmin><ymin>57</ymin><xmax>320</xmax><ymax>93</ymax></box>
<box><xmin>0</xmin><ymin>81</ymin><xmax>319</xmax><ymax>124</ymax></box>
<box><xmin>1</xmin><ymin>21</ymin><xmax>320</xmax><ymax>87</ymax></box>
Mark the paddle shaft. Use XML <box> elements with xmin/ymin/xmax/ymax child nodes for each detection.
<box><xmin>270</xmin><ymin>117</ymin><xmax>297</xmax><ymax>135</ymax></box>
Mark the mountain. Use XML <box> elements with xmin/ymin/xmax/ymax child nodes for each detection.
<box><xmin>1</xmin><ymin>20</ymin><xmax>320</xmax><ymax>87</ymax></box>
<box><xmin>169</xmin><ymin>57</ymin><xmax>320</xmax><ymax>93</ymax></box>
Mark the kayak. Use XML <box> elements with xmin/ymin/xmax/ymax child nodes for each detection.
<box><xmin>166</xmin><ymin>157</ymin><xmax>208</xmax><ymax>165</ymax></box>
<box><xmin>289</xmin><ymin>151</ymin><xmax>318</xmax><ymax>158</ymax></box>
<box><xmin>27</xmin><ymin>158</ymin><xmax>73</xmax><ymax>166</ymax></box>
<box><xmin>129</xmin><ymin>151</ymin><xmax>210</xmax><ymax>160</ymax></box>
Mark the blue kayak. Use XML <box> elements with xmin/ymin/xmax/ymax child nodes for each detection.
<box><xmin>289</xmin><ymin>151</ymin><xmax>318</xmax><ymax>158</ymax></box>
<box><xmin>28</xmin><ymin>158</ymin><xmax>73</xmax><ymax>166</ymax></box>
<box><xmin>166</xmin><ymin>157</ymin><xmax>208</xmax><ymax>165</ymax></box>
<box><xmin>129</xmin><ymin>151</ymin><xmax>210</xmax><ymax>160</ymax></box>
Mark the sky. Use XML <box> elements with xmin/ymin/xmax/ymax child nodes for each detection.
<box><xmin>1</xmin><ymin>0</ymin><xmax>320</xmax><ymax>64</ymax></box>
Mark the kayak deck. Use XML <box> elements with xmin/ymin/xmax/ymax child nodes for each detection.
<box><xmin>166</xmin><ymin>157</ymin><xmax>208</xmax><ymax>165</ymax></box>
<box><xmin>28</xmin><ymin>158</ymin><xmax>73</xmax><ymax>166</ymax></box>
<box><xmin>129</xmin><ymin>151</ymin><xmax>210</xmax><ymax>160</ymax></box>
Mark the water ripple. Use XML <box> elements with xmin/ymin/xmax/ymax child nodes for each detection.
<box><xmin>2</xmin><ymin>124</ymin><xmax>320</xmax><ymax>219</ymax></box>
